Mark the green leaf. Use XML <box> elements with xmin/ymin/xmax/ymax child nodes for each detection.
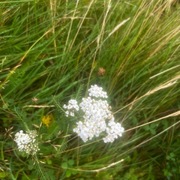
<box><xmin>0</xmin><ymin>171</ymin><xmax>8</xmax><ymax>178</ymax></box>
<box><xmin>68</xmin><ymin>159</ymin><xmax>74</xmax><ymax>166</ymax></box>
<box><xmin>66</xmin><ymin>170</ymin><xmax>72</xmax><ymax>178</ymax></box>
<box><xmin>61</xmin><ymin>162</ymin><xmax>68</xmax><ymax>169</ymax></box>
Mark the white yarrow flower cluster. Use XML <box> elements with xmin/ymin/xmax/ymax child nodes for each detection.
<box><xmin>63</xmin><ymin>85</ymin><xmax>124</xmax><ymax>143</ymax></box>
<box><xmin>88</xmin><ymin>84</ymin><xmax>108</xmax><ymax>98</ymax></box>
<box><xmin>14</xmin><ymin>130</ymin><xmax>39</xmax><ymax>155</ymax></box>
<box><xmin>63</xmin><ymin>99</ymin><xmax>79</xmax><ymax>117</ymax></box>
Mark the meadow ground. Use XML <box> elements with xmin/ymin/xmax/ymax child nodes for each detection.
<box><xmin>0</xmin><ymin>0</ymin><xmax>180</xmax><ymax>179</ymax></box>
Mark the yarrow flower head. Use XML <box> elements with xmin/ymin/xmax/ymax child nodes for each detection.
<box><xmin>63</xmin><ymin>84</ymin><xmax>124</xmax><ymax>143</ymax></box>
<box><xmin>88</xmin><ymin>84</ymin><xmax>108</xmax><ymax>98</ymax></box>
<box><xmin>14</xmin><ymin>130</ymin><xmax>39</xmax><ymax>155</ymax></box>
<box><xmin>63</xmin><ymin>99</ymin><xmax>79</xmax><ymax>117</ymax></box>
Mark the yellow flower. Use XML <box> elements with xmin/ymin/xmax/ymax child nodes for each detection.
<box><xmin>42</xmin><ymin>114</ymin><xmax>53</xmax><ymax>127</ymax></box>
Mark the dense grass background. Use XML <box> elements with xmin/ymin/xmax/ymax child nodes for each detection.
<box><xmin>0</xmin><ymin>0</ymin><xmax>180</xmax><ymax>179</ymax></box>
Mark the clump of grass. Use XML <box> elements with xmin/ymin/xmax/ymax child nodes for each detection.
<box><xmin>0</xmin><ymin>0</ymin><xmax>179</xmax><ymax>179</ymax></box>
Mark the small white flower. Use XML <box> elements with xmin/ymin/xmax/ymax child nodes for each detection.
<box><xmin>73</xmin><ymin>121</ymin><xmax>89</xmax><ymax>142</ymax></box>
<box><xmin>14</xmin><ymin>130</ymin><xmax>39</xmax><ymax>155</ymax></box>
<box><xmin>63</xmin><ymin>99</ymin><xmax>79</xmax><ymax>117</ymax></box>
<box><xmin>103</xmin><ymin>120</ymin><xmax>124</xmax><ymax>143</ymax></box>
<box><xmin>88</xmin><ymin>85</ymin><xmax>108</xmax><ymax>98</ymax></box>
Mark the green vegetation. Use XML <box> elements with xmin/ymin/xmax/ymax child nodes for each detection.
<box><xmin>0</xmin><ymin>0</ymin><xmax>179</xmax><ymax>179</ymax></box>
